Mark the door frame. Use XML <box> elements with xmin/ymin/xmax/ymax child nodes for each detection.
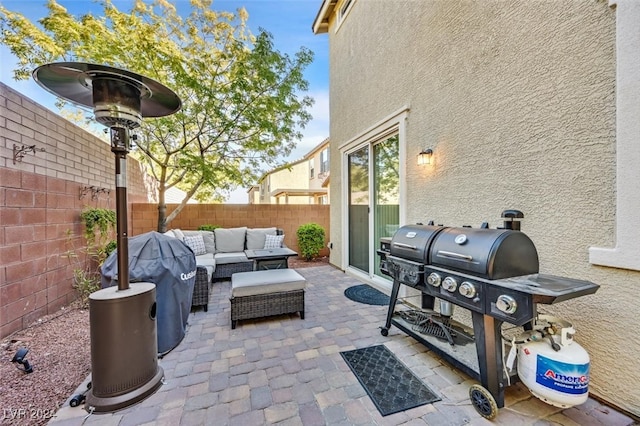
<box><xmin>339</xmin><ymin>106</ymin><xmax>409</xmax><ymax>289</ymax></box>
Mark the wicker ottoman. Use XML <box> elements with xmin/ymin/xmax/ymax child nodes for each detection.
<box><xmin>230</xmin><ymin>269</ymin><xmax>306</xmax><ymax>329</ymax></box>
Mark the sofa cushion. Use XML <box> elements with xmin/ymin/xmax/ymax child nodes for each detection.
<box><xmin>231</xmin><ymin>269</ymin><xmax>306</xmax><ymax>297</ymax></box>
<box><xmin>195</xmin><ymin>254</ymin><xmax>216</xmax><ymax>281</ymax></box>
<box><xmin>173</xmin><ymin>228</ymin><xmax>185</xmax><ymax>241</ymax></box>
<box><xmin>184</xmin><ymin>234</ymin><xmax>207</xmax><ymax>255</ymax></box>
<box><xmin>183</xmin><ymin>230</ymin><xmax>215</xmax><ymax>253</ymax></box>
<box><xmin>214</xmin><ymin>252</ymin><xmax>250</xmax><ymax>265</ymax></box>
<box><xmin>214</xmin><ymin>227</ymin><xmax>247</xmax><ymax>252</ymax></box>
<box><xmin>264</xmin><ymin>234</ymin><xmax>285</xmax><ymax>249</ymax></box>
<box><xmin>246</xmin><ymin>227</ymin><xmax>277</xmax><ymax>250</ymax></box>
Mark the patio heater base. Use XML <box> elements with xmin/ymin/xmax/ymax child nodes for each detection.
<box><xmin>85</xmin><ymin>282</ymin><xmax>164</xmax><ymax>413</ymax></box>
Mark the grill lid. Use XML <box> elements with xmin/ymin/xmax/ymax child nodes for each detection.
<box><xmin>390</xmin><ymin>224</ymin><xmax>446</xmax><ymax>263</ymax></box>
<box><xmin>430</xmin><ymin>227</ymin><xmax>539</xmax><ymax>279</ymax></box>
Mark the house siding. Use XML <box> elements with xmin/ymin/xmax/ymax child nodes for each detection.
<box><xmin>324</xmin><ymin>0</ymin><xmax>638</xmax><ymax>417</ymax></box>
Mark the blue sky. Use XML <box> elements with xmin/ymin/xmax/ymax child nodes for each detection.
<box><xmin>0</xmin><ymin>0</ymin><xmax>329</xmax><ymax>202</ymax></box>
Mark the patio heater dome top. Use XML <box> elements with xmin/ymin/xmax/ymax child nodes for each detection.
<box><xmin>33</xmin><ymin>62</ymin><xmax>181</xmax><ymax>128</ymax></box>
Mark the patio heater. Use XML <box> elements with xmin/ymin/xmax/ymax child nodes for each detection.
<box><xmin>33</xmin><ymin>62</ymin><xmax>181</xmax><ymax>412</ymax></box>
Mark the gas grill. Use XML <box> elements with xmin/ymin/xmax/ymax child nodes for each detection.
<box><xmin>378</xmin><ymin>210</ymin><xmax>599</xmax><ymax>419</ymax></box>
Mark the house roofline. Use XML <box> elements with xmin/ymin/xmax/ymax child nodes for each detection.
<box><xmin>312</xmin><ymin>0</ymin><xmax>337</xmax><ymax>34</ymax></box>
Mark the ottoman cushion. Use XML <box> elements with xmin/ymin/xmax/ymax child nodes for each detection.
<box><xmin>232</xmin><ymin>269</ymin><xmax>306</xmax><ymax>298</ymax></box>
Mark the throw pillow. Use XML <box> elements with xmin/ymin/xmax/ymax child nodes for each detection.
<box><xmin>246</xmin><ymin>227</ymin><xmax>277</xmax><ymax>250</ymax></box>
<box><xmin>264</xmin><ymin>234</ymin><xmax>284</xmax><ymax>249</ymax></box>
<box><xmin>183</xmin><ymin>230</ymin><xmax>215</xmax><ymax>253</ymax></box>
<box><xmin>183</xmin><ymin>235</ymin><xmax>207</xmax><ymax>255</ymax></box>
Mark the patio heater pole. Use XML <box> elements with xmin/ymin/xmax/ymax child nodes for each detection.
<box><xmin>32</xmin><ymin>62</ymin><xmax>181</xmax><ymax>412</ymax></box>
<box><xmin>110</xmin><ymin>126</ymin><xmax>131</xmax><ymax>291</ymax></box>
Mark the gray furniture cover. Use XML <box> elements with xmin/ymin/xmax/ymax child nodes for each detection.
<box><xmin>101</xmin><ymin>231</ymin><xmax>197</xmax><ymax>355</ymax></box>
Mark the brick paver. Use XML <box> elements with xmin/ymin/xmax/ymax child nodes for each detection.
<box><xmin>50</xmin><ymin>266</ymin><xmax>637</xmax><ymax>426</ymax></box>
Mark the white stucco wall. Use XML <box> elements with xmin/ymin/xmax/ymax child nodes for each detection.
<box><xmin>324</xmin><ymin>0</ymin><xmax>639</xmax><ymax>417</ymax></box>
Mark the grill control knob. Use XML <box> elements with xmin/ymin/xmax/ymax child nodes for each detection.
<box><xmin>427</xmin><ymin>273</ymin><xmax>442</xmax><ymax>287</ymax></box>
<box><xmin>459</xmin><ymin>281</ymin><xmax>476</xmax><ymax>299</ymax></box>
<box><xmin>496</xmin><ymin>295</ymin><xmax>518</xmax><ymax>314</ymax></box>
<box><xmin>442</xmin><ymin>276</ymin><xmax>458</xmax><ymax>292</ymax></box>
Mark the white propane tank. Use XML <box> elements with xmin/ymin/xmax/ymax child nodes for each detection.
<box><xmin>516</xmin><ymin>317</ymin><xmax>590</xmax><ymax>408</ymax></box>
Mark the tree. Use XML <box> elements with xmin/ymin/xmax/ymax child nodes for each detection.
<box><xmin>0</xmin><ymin>0</ymin><xmax>314</xmax><ymax>231</ymax></box>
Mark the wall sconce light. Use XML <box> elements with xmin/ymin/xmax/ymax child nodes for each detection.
<box><xmin>417</xmin><ymin>149</ymin><xmax>433</xmax><ymax>165</ymax></box>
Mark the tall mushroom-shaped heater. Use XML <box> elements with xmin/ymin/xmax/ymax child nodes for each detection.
<box><xmin>33</xmin><ymin>62</ymin><xmax>181</xmax><ymax>412</ymax></box>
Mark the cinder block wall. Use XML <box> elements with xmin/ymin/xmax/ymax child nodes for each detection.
<box><xmin>132</xmin><ymin>203</ymin><xmax>330</xmax><ymax>255</ymax></box>
<box><xmin>0</xmin><ymin>82</ymin><xmax>151</xmax><ymax>339</ymax></box>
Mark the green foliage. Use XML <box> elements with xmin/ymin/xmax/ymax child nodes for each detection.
<box><xmin>0</xmin><ymin>0</ymin><xmax>314</xmax><ymax>232</ymax></box>
<box><xmin>197</xmin><ymin>224</ymin><xmax>220</xmax><ymax>231</ymax></box>
<box><xmin>79</xmin><ymin>208</ymin><xmax>116</xmax><ymax>248</ymax></box>
<box><xmin>61</xmin><ymin>209</ymin><xmax>116</xmax><ymax>305</ymax></box>
<box><xmin>103</xmin><ymin>240</ymin><xmax>117</xmax><ymax>257</ymax></box>
<box><xmin>296</xmin><ymin>223</ymin><xmax>325</xmax><ymax>261</ymax></box>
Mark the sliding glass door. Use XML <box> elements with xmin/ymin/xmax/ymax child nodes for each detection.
<box><xmin>348</xmin><ymin>147</ymin><xmax>370</xmax><ymax>272</ymax></box>
<box><xmin>373</xmin><ymin>135</ymin><xmax>399</xmax><ymax>277</ymax></box>
<box><xmin>347</xmin><ymin>134</ymin><xmax>400</xmax><ymax>278</ymax></box>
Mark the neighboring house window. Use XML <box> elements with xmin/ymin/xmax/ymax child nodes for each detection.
<box><xmin>320</xmin><ymin>148</ymin><xmax>330</xmax><ymax>174</ymax></box>
<box><xmin>589</xmin><ymin>1</ymin><xmax>640</xmax><ymax>272</ymax></box>
<box><xmin>310</xmin><ymin>159</ymin><xmax>315</xmax><ymax>179</ymax></box>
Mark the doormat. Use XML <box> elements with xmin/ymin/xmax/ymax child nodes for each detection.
<box><xmin>340</xmin><ymin>344</ymin><xmax>440</xmax><ymax>416</ymax></box>
<box><xmin>344</xmin><ymin>284</ymin><xmax>390</xmax><ymax>306</ymax></box>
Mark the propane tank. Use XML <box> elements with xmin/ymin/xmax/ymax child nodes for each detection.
<box><xmin>516</xmin><ymin>316</ymin><xmax>590</xmax><ymax>408</ymax></box>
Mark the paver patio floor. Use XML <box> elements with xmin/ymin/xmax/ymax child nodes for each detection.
<box><xmin>50</xmin><ymin>265</ymin><xmax>635</xmax><ymax>426</ymax></box>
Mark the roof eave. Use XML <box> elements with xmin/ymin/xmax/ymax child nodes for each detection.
<box><xmin>312</xmin><ymin>0</ymin><xmax>337</xmax><ymax>34</ymax></box>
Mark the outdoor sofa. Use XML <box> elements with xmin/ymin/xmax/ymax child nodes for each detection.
<box><xmin>163</xmin><ymin>227</ymin><xmax>286</xmax><ymax>310</ymax></box>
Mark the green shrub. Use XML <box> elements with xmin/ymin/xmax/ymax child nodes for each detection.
<box><xmin>198</xmin><ymin>224</ymin><xmax>220</xmax><ymax>231</ymax></box>
<box><xmin>296</xmin><ymin>223</ymin><xmax>325</xmax><ymax>261</ymax></box>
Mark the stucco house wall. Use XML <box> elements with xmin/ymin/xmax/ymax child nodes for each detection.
<box><xmin>317</xmin><ymin>0</ymin><xmax>639</xmax><ymax>417</ymax></box>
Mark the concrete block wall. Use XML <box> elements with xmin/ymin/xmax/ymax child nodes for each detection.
<box><xmin>132</xmin><ymin>203</ymin><xmax>330</xmax><ymax>256</ymax></box>
<box><xmin>0</xmin><ymin>82</ymin><xmax>151</xmax><ymax>339</ymax></box>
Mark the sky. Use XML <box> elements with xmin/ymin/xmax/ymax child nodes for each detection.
<box><xmin>0</xmin><ymin>0</ymin><xmax>329</xmax><ymax>203</ymax></box>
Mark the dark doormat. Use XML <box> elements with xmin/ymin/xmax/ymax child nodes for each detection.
<box><xmin>340</xmin><ymin>344</ymin><xmax>440</xmax><ymax>416</ymax></box>
<box><xmin>344</xmin><ymin>284</ymin><xmax>390</xmax><ymax>305</ymax></box>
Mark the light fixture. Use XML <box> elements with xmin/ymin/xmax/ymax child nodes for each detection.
<box><xmin>417</xmin><ymin>148</ymin><xmax>433</xmax><ymax>165</ymax></box>
<box><xmin>11</xmin><ymin>348</ymin><xmax>33</xmax><ymax>373</ymax></box>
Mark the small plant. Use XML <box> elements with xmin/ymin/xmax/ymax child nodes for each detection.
<box><xmin>197</xmin><ymin>224</ymin><xmax>220</xmax><ymax>231</ymax></box>
<box><xmin>62</xmin><ymin>209</ymin><xmax>117</xmax><ymax>306</ymax></box>
<box><xmin>73</xmin><ymin>269</ymin><xmax>100</xmax><ymax>308</ymax></box>
<box><xmin>296</xmin><ymin>223</ymin><xmax>325</xmax><ymax>261</ymax></box>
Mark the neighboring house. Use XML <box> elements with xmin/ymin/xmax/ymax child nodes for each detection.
<box><xmin>163</xmin><ymin>186</ymin><xmax>198</xmax><ymax>204</ymax></box>
<box><xmin>313</xmin><ymin>0</ymin><xmax>639</xmax><ymax>419</ymax></box>
<box><xmin>252</xmin><ymin>138</ymin><xmax>330</xmax><ymax>204</ymax></box>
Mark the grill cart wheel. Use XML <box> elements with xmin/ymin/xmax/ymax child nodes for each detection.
<box><xmin>380</xmin><ymin>327</ymin><xmax>389</xmax><ymax>336</ymax></box>
<box><xmin>469</xmin><ymin>384</ymin><xmax>498</xmax><ymax>420</ymax></box>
